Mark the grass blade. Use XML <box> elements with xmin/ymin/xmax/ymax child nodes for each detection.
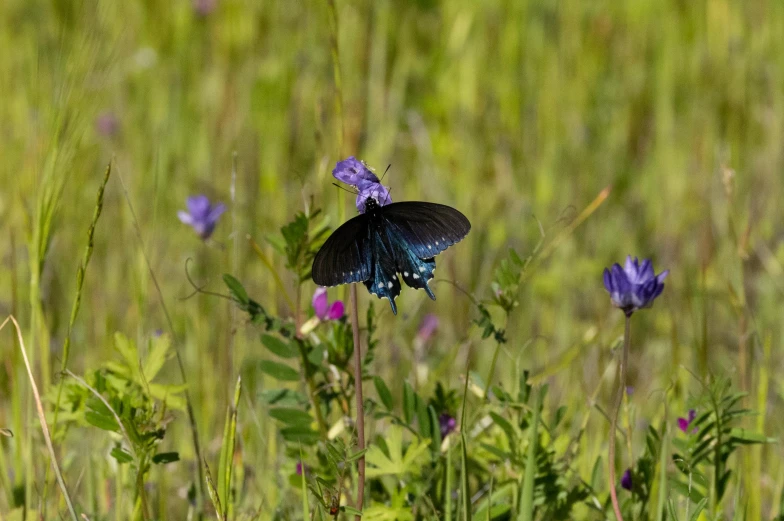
<box><xmin>1</xmin><ymin>316</ymin><xmax>78</xmax><ymax>521</ymax></box>
<box><xmin>517</xmin><ymin>386</ymin><xmax>542</xmax><ymax>521</ymax></box>
<box><xmin>218</xmin><ymin>376</ymin><xmax>242</xmax><ymax>518</ymax></box>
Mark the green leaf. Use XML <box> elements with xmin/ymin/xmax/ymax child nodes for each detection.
<box><xmin>259</xmin><ymin>360</ymin><xmax>300</xmax><ymax>381</ymax></box>
<box><xmin>142</xmin><ymin>334</ymin><xmax>171</xmax><ymax>382</ymax></box>
<box><xmin>689</xmin><ymin>498</ymin><xmax>708</xmax><ymax>521</ymax></box>
<box><xmin>373</xmin><ymin>377</ymin><xmax>393</xmax><ymax>410</ymax></box>
<box><xmin>365</xmin><ymin>426</ymin><xmax>430</xmax><ymax>477</ymax></box>
<box><xmin>223</xmin><ymin>274</ymin><xmax>249</xmax><ymax>304</ymax></box>
<box><xmin>728</xmin><ymin>428</ymin><xmax>776</xmax><ymax>444</ymax></box>
<box><xmin>281</xmin><ymin>426</ymin><xmax>320</xmax><ymax>445</ymax></box>
<box><xmin>110</xmin><ymin>447</ymin><xmax>133</xmax><ymax>464</ymax></box>
<box><xmin>269</xmin><ymin>407</ymin><xmax>313</xmax><ymax>425</ymax></box>
<box><xmin>152</xmin><ymin>452</ymin><xmax>180</xmax><ymax>464</ymax></box>
<box><xmin>259</xmin><ymin>389</ymin><xmax>309</xmax><ymax>406</ymax></box>
<box><xmin>341</xmin><ymin>506</ymin><xmax>362</xmax><ymax>516</ymax></box>
<box><xmin>85</xmin><ymin>410</ymin><xmax>119</xmax><ymax>432</ymax></box>
<box><xmin>261</xmin><ymin>334</ymin><xmax>297</xmax><ymax>359</ymax></box>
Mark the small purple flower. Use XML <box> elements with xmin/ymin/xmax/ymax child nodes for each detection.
<box><xmin>177</xmin><ymin>195</ymin><xmax>226</xmax><ymax>240</ymax></box>
<box><xmin>439</xmin><ymin>413</ymin><xmax>456</xmax><ymax>438</ymax></box>
<box><xmin>620</xmin><ymin>469</ymin><xmax>632</xmax><ymax>491</ymax></box>
<box><xmin>192</xmin><ymin>0</ymin><xmax>217</xmax><ymax>16</ymax></box>
<box><xmin>417</xmin><ymin>314</ymin><xmax>439</xmax><ymax>343</ymax></box>
<box><xmin>296</xmin><ymin>461</ymin><xmax>309</xmax><ymax>476</ymax></box>
<box><xmin>332</xmin><ymin>157</ymin><xmax>380</xmax><ymax>187</ymax></box>
<box><xmin>312</xmin><ymin>287</ymin><xmax>344</xmax><ymax>320</ymax></box>
<box><xmin>95</xmin><ymin>111</ymin><xmax>119</xmax><ymax>137</ymax></box>
<box><xmin>677</xmin><ymin>409</ymin><xmax>698</xmax><ymax>434</ymax></box>
<box><xmin>603</xmin><ymin>256</ymin><xmax>669</xmax><ymax>316</ymax></box>
<box><xmin>356</xmin><ymin>182</ymin><xmax>392</xmax><ymax>213</ymax></box>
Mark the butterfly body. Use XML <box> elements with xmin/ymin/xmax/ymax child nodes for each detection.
<box><xmin>313</xmin><ymin>198</ymin><xmax>470</xmax><ymax>314</ymax></box>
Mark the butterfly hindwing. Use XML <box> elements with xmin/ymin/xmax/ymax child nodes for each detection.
<box><xmin>380</xmin><ymin>202</ymin><xmax>471</xmax><ymax>260</ymax></box>
<box><xmin>383</xmin><ymin>225</ymin><xmax>437</xmax><ymax>299</ymax></box>
<box><xmin>312</xmin><ymin>214</ymin><xmax>372</xmax><ymax>287</ymax></box>
<box><xmin>363</xmin><ymin>228</ymin><xmax>401</xmax><ymax>314</ymax></box>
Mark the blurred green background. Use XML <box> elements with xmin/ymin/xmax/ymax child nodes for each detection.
<box><xmin>2</xmin><ymin>0</ymin><xmax>784</xmax><ymax>518</ymax></box>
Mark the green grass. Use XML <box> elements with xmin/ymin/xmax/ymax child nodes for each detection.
<box><xmin>1</xmin><ymin>0</ymin><xmax>783</xmax><ymax>519</ymax></box>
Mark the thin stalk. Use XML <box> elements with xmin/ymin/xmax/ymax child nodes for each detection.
<box><xmin>349</xmin><ymin>284</ymin><xmax>365</xmax><ymax>520</ymax></box>
<box><xmin>1</xmin><ymin>316</ymin><xmax>78</xmax><ymax>521</ymax></box>
<box><xmin>483</xmin><ymin>317</ymin><xmax>508</xmax><ymax>399</ymax></box>
<box><xmin>608</xmin><ymin>315</ymin><xmax>631</xmax><ymax>521</ymax></box>
<box><xmin>117</xmin><ymin>171</ymin><xmax>205</xmax><ymax>505</ymax></box>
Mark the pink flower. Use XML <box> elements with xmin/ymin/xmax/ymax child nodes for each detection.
<box><xmin>417</xmin><ymin>314</ymin><xmax>439</xmax><ymax>343</ymax></box>
<box><xmin>677</xmin><ymin>409</ymin><xmax>698</xmax><ymax>434</ymax></box>
<box><xmin>312</xmin><ymin>287</ymin><xmax>344</xmax><ymax>320</ymax></box>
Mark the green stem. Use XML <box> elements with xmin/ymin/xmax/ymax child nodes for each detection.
<box><xmin>608</xmin><ymin>315</ymin><xmax>631</xmax><ymax>521</ymax></box>
<box><xmin>349</xmin><ymin>284</ymin><xmax>365</xmax><ymax>520</ymax></box>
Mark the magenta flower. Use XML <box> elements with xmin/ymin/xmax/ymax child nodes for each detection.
<box><xmin>417</xmin><ymin>314</ymin><xmax>439</xmax><ymax>343</ymax></box>
<box><xmin>177</xmin><ymin>195</ymin><xmax>226</xmax><ymax>240</ymax></box>
<box><xmin>620</xmin><ymin>469</ymin><xmax>632</xmax><ymax>491</ymax></box>
<box><xmin>603</xmin><ymin>256</ymin><xmax>669</xmax><ymax>316</ymax></box>
<box><xmin>312</xmin><ymin>287</ymin><xmax>344</xmax><ymax>320</ymax></box>
<box><xmin>295</xmin><ymin>461</ymin><xmax>309</xmax><ymax>476</ymax></box>
<box><xmin>439</xmin><ymin>413</ymin><xmax>456</xmax><ymax>438</ymax></box>
<box><xmin>677</xmin><ymin>409</ymin><xmax>698</xmax><ymax>434</ymax></box>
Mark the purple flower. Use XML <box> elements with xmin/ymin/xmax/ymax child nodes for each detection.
<box><xmin>177</xmin><ymin>195</ymin><xmax>226</xmax><ymax>240</ymax></box>
<box><xmin>417</xmin><ymin>314</ymin><xmax>439</xmax><ymax>343</ymax></box>
<box><xmin>603</xmin><ymin>256</ymin><xmax>669</xmax><ymax>316</ymax></box>
<box><xmin>677</xmin><ymin>409</ymin><xmax>698</xmax><ymax>434</ymax></box>
<box><xmin>332</xmin><ymin>157</ymin><xmax>392</xmax><ymax>214</ymax></box>
<box><xmin>192</xmin><ymin>0</ymin><xmax>217</xmax><ymax>16</ymax></box>
<box><xmin>356</xmin><ymin>182</ymin><xmax>392</xmax><ymax>213</ymax></box>
<box><xmin>439</xmin><ymin>413</ymin><xmax>456</xmax><ymax>438</ymax></box>
<box><xmin>332</xmin><ymin>157</ymin><xmax>380</xmax><ymax>187</ymax></box>
<box><xmin>95</xmin><ymin>111</ymin><xmax>119</xmax><ymax>137</ymax></box>
<box><xmin>296</xmin><ymin>461</ymin><xmax>309</xmax><ymax>476</ymax></box>
<box><xmin>312</xmin><ymin>287</ymin><xmax>344</xmax><ymax>320</ymax></box>
<box><xmin>620</xmin><ymin>469</ymin><xmax>632</xmax><ymax>491</ymax></box>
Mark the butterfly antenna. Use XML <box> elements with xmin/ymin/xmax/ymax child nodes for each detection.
<box><xmin>332</xmin><ymin>182</ymin><xmax>359</xmax><ymax>195</ymax></box>
<box><xmin>379</xmin><ymin>163</ymin><xmax>392</xmax><ymax>182</ymax></box>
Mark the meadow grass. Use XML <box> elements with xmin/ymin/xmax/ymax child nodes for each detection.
<box><xmin>1</xmin><ymin>0</ymin><xmax>784</xmax><ymax>519</ymax></box>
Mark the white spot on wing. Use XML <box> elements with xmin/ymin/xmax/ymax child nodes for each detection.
<box><xmin>427</xmin><ymin>244</ymin><xmax>432</xmax><ymax>249</ymax></box>
<box><xmin>435</xmin><ymin>241</ymin><xmax>439</xmax><ymax>246</ymax></box>
<box><xmin>377</xmin><ymin>282</ymin><xmax>383</xmax><ymax>288</ymax></box>
<box><xmin>413</xmin><ymin>273</ymin><xmax>419</xmax><ymax>279</ymax></box>
<box><xmin>387</xmin><ymin>281</ymin><xmax>393</xmax><ymax>288</ymax></box>
<box><xmin>419</xmin><ymin>266</ymin><xmax>425</xmax><ymax>272</ymax></box>
<box><xmin>392</xmin><ymin>275</ymin><xmax>397</xmax><ymax>280</ymax></box>
<box><xmin>403</xmin><ymin>271</ymin><xmax>409</xmax><ymax>277</ymax></box>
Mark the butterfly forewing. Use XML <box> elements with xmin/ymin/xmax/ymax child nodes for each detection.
<box><xmin>380</xmin><ymin>202</ymin><xmax>471</xmax><ymax>260</ymax></box>
<box><xmin>312</xmin><ymin>214</ymin><xmax>372</xmax><ymax>287</ymax></box>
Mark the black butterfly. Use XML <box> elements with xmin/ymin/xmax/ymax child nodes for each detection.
<box><xmin>312</xmin><ymin>197</ymin><xmax>471</xmax><ymax>314</ymax></box>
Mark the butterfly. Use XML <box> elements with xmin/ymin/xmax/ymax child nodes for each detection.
<box><xmin>312</xmin><ymin>197</ymin><xmax>471</xmax><ymax>314</ymax></box>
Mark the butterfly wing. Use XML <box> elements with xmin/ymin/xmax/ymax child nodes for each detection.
<box><xmin>312</xmin><ymin>214</ymin><xmax>372</xmax><ymax>287</ymax></box>
<box><xmin>363</xmin><ymin>228</ymin><xmax>401</xmax><ymax>315</ymax></box>
<box><xmin>380</xmin><ymin>202</ymin><xmax>471</xmax><ymax>260</ymax></box>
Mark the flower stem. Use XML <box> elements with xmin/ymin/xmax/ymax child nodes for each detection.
<box><xmin>349</xmin><ymin>284</ymin><xmax>365</xmax><ymax>519</ymax></box>
<box><xmin>609</xmin><ymin>315</ymin><xmax>631</xmax><ymax>521</ymax></box>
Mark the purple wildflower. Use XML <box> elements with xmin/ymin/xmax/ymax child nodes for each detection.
<box><xmin>192</xmin><ymin>0</ymin><xmax>217</xmax><ymax>16</ymax></box>
<box><xmin>620</xmin><ymin>469</ymin><xmax>632</xmax><ymax>491</ymax></box>
<box><xmin>603</xmin><ymin>256</ymin><xmax>669</xmax><ymax>316</ymax></box>
<box><xmin>312</xmin><ymin>287</ymin><xmax>345</xmax><ymax>321</ymax></box>
<box><xmin>296</xmin><ymin>461</ymin><xmax>309</xmax><ymax>476</ymax></box>
<box><xmin>439</xmin><ymin>413</ymin><xmax>456</xmax><ymax>438</ymax></box>
<box><xmin>356</xmin><ymin>182</ymin><xmax>392</xmax><ymax>213</ymax></box>
<box><xmin>332</xmin><ymin>157</ymin><xmax>380</xmax><ymax>187</ymax></box>
<box><xmin>417</xmin><ymin>314</ymin><xmax>439</xmax><ymax>343</ymax></box>
<box><xmin>177</xmin><ymin>195</ymin><xmax>226</xmax><ymax>240</ymax></box>
<box><xmin>677</xmin><ymin>409</ymin><xmax>698</xmax><ymax>434</ymax></box>
<box><xmin>332</xmin><ymin>157</ymin><xmax>392</xmax><ymax>213</ymax></box>
<box><xmin>95</xmin><ymin>111</ymin><xmax>119</xmax><ymax>137</ymax></box>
